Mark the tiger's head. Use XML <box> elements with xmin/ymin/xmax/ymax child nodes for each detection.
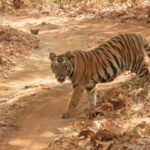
<box><xmin>49</xmin><ymin>51</ymin><xmax>74</xmax><ymax>83</ymax></box>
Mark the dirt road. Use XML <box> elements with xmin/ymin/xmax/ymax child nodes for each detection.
<box><xmin>0</xmin><ymin>15</ymin><xmax>150</xmax><ymax>150</ymax></box>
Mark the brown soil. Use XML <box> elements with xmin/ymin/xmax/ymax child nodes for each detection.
<box><xmin>0</xmin><ymin>15</ymin><xmax>150</xmax><ymax>150</ymax></box>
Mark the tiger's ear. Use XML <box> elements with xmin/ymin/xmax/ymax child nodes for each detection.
<box><xmin>49</xmin><ymin>52</ymin><xmax>56</xmax><ymax>61</ymax></box>
<box><xmin>65</xmin><ymin>51</ymin><xmax>74</xmax><ymax>60</ymax></box>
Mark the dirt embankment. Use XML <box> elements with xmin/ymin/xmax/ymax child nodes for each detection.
<box><xmin>0</xmin><ymin>25</ymin><xmax>39</xmax><ymax>76</ymax></box>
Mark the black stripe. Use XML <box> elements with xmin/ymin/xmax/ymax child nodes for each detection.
<box><xmin>120</xmin><ymin>59</ymin><xmax>124</xmax><ymax>70</ymax></box>
<box><xmin>129</xmin><ymin>35</ymin><xmax>137</xmax><ymax>72</ymax></box>
<box><xmin>107</xmin><ymin>44</ymin><xmax>122</xmax><ymax>69</ymax></box>
<box><xmin>136</xmin><ymin>35</ymin><xmax>144</xmax><ymax>51</ymax></box>
<box><xmin>102</xmin><ymin>42</ymin><xmax>122</xmax><ymax>70</ymax></box>
<box><xmin>94</xmin><ymin>50</ymin><xmax>107</xmax><ymax>68</ymax></box>
<box><xmin>78</xmin><ymin>51</ymin><xmax>87</xmax><ymax>80</ymax></box>
<box><xmin>135</xmin><ymin>57</ymin><xmax>142</xmax><ymax>74</ymax></box>
<box><xmin>95</xmin><ymin>43</ymin><xmax>120</xmax><ymax>80</ymax></box>
<box><xmin>73</xmin><ymin>83</ymin><xmax>78</xmax><ymax>88</ymax></box>
<box><xmin>108</xmin><ymin>60</ymin><xmax>117</xmax><ymax>75</ymax></box>
<box><xmin>69</xmin><ymin>69</ymin><xmax>74</xmax><ymax>78</ymax></box>
<box><xmin>103</xmin><ymin>66</ymin><xmax>110</xmax><ymax>80</ymax></box>
<box><xmin>138</xmin><ymin>69</ymin><xmax>148</xmax><ymax>78</ymax></box>
<box><xmin>119</xmin><ymin>35</ymin><xmax>129</xmax><ymax>67</ymax></box>
<box><xmin>99</xmin><ymin>75</ymin><xmax>107</xmax><ymax>83</ymax></box>
<box><xmin>71</xmin><ymin>53</ymin><xmax>80</xmax><ymax>84</ymax></box>
<box><xmin>122</xmin><ymin>35</ymin><xmax>131</xmax><ymax>68</ymax></box>
<box><xmin>96</xmin><ymin>50</ymin><xmax>114</xmax><ymax>80</ymax></box>
<box><xmin>94</xmin><ymin>50</ymin><xmax>110</xmax><ymax>80</ymax></box>
<box><xmin>95</xmin><ymin>49</ymin><xmax>110</xmax><ymax>80</ymax></box>
<box><xmin>92</xmin><ymin>51</ymin><xmax>101</xmax><ymax>77</ymax></box>
<box><xmin>101</xmin><ymin>51</ymin><xmax>117</xmax><ymax>76</ymax></box>
<box><xmin>92</xmin><ymin>51</ymin><xmax>108</xmax><ymax>82</ymax></box>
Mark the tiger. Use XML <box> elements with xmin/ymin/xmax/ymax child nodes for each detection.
<box><xmin>49</xmin><ymin>33</ymin><xmax>150</xmax><ymax>118</ymax></box>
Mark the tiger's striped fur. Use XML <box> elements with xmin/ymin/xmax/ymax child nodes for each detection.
<box><xmin>49</xmin><ymin>33</ymin><xmax>150</xmax><ymax>118</ymax></box>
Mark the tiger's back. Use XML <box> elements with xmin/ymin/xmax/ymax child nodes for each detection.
<box><xmin>70</xmin><ymin>33</ymin><xmax>150</xmax><ymax>88</ymax></box>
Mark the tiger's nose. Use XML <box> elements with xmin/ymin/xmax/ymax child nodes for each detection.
<box><xmin>58</xmin><ymin>76</ymin><xmax>64</xmax><ymax>80</ymax></box>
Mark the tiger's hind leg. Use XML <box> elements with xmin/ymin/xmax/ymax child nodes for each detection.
<box><xmin>86</xmin><ymin>86</ymin><xmax>97</xmax><ymax>109</ymax></box>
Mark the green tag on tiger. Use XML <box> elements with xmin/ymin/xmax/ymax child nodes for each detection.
<box><xmin>90</xmin><ymin>87</ymin><xmax>96</xmax><ymax>94</ymax></box>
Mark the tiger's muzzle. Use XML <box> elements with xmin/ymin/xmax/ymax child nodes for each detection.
<box><xmin>56</xmin><ymin>75</ymin><xmax>65</xmax><ymax>82</ymax></box>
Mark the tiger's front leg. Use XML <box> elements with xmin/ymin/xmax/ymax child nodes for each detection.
<box><xmin>61</xmin><ymin>85</ymin><xmax>84</xmax><ymax>118</ymax></box>
<box><xmin>86</xmin><ymin>86</ymin><xmax>97</xmax><ymax>109</ymax></box>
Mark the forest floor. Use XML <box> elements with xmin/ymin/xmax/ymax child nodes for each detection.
<box><xmin>0</xmin><ymin>10</ymin><xmax>150</xmax><ymax>150</ymax></box>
